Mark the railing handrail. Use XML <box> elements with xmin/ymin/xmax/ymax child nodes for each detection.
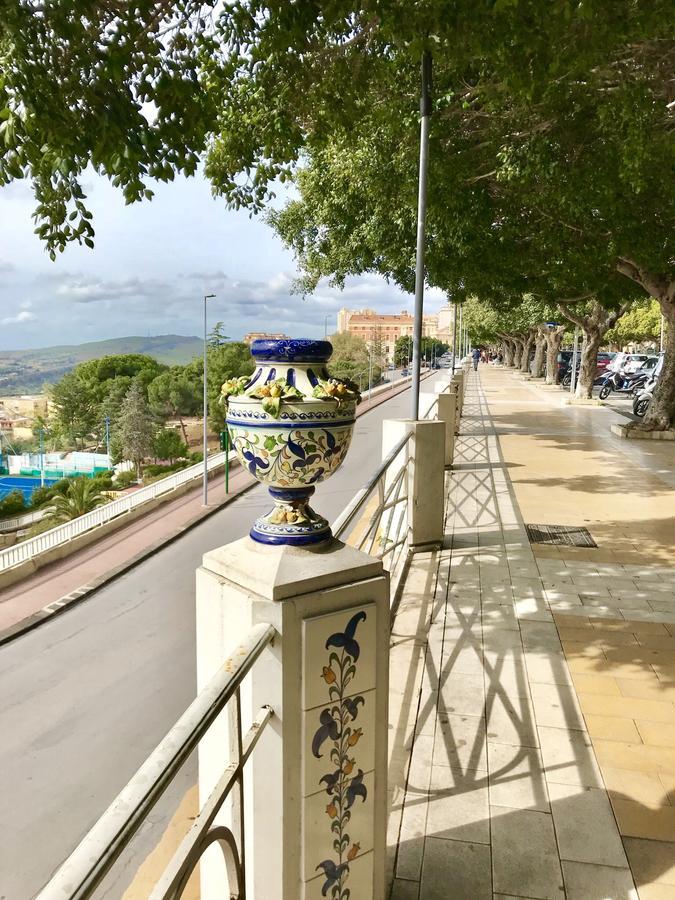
<box><xmin>0</xmin><ymin>508</ymin><xmax>45</xmax><ymax>532</ymax></box>
<box><xmin>332</xmin><ymin>431</ymin><xmax>412</xmax><ymax>539</ymax></box>
<box><xmin>0</xmin><ymin>450</ymin><xmax>234</xmax><ymax>572</ymax></box>
<box><xmin>37</xmin><ymin>622</ymin><xmax>275</xmax><ymax>900</ymax></box>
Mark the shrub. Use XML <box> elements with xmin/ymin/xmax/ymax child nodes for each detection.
<box><xmin>151</xmin><ymin>428</ymin><xmax>188</xmax><ymax>463</ymax></box>
<box><xmin>30</xmin><ymin>485</ymin><xmax>56</xmax><ymax>509</ymax></box>
<box><xmin>189</xmin><ymin>451</ymin><xmax>203</xmax><ymax>463</ymax></box>
<box><xmin>91</xmin><ymin>471</ymin><xmax>114</xmax><ymax>490</ymax></box>
<box><xmin>142</xmin><ymin>460</ymin><xmax>190</xmax><ymax>478</ymax></box>
<box><xmin>112</xmin><ymin>470</ymin><xmax>137</xmax><ymax>489</ymax></box>
<box><xmin>0</xmin><ymin>490</ymin><xmax>26</xmax><ymax>518</ymax></box>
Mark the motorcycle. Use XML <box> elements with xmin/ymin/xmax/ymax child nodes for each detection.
<box><xmin>632</xmin><ymin>355</ymin><xmax>664</xmax><ymax>417</ymax></box>
<box><xmin>597</xmin><ymin>368</ymin><xmax>650</xmax><ymax>400</ymax></box>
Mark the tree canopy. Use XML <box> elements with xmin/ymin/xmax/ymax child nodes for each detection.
<box><xmin>2</xmin><ymin>2</ymin><xmax>673</xmax><ymax>424</ymax></box>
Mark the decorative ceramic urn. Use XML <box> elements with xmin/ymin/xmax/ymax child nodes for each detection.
<box><xmin>223</xmin><ymin>338</ymin><xmax>358</xmax><ymax>545</ymax></box>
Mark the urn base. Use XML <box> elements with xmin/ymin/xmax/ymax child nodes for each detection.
<box><xmin>250</xmin><ymin>486</ymin><xmax>332</xmax><ymax>546</ymax></box>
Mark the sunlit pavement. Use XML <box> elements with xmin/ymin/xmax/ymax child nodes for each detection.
<box><xmin>388</xmin><ymin>366</ymin><xmax>675</xmax><ymax>900</ymax></box>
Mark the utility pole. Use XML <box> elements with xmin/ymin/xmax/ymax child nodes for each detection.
<box><xmin>452</xmin><ymin>301</ymin><xmax>459</xmax><ymax>372</ymax></box>
<box><xmin>203</xmin><ymin>293</ymin><xmax>216</xmax><ymax>506</ymax></box>
<box><xmin>39</xmin><ymin>427</ymin><xmax>45</xmax><ymax>487</ymax></box>
<box><xmin>104</xmin><ymin>415</ymin><xmax>111</xmax><ymax>461</ymax></box>
<box><xmin>410</xmin><ymin>51</ymin><xmax>432</xmax><ymax>420</ymax></box>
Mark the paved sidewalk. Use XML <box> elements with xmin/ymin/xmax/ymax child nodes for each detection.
<box><xmin>388</xmin><ymin>367</ymin><xmax>675</xmax><ymax>899</ymax></box>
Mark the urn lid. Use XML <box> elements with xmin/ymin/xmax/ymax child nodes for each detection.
<box><xmin>250</xmin><ymin>338</ymin><xmax>333</xmax><ymax>363</ymax></box>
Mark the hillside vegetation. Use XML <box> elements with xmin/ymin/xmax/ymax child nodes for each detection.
<box><xmin>0</xmin><ymin>335</ymin><xmax>202</xmax><ymax>394</ymax></box>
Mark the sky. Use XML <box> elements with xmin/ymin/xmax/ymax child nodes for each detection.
<box><xmin>0</xmin><ymin>170</ymin><xmax>448</xmax><ymax>351</ymax></box>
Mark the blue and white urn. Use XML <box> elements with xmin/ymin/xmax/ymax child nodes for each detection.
<box><xmin>222</xmin><ymin>339</ymin><xmax>359</xmax><ymax>545</ymax></box>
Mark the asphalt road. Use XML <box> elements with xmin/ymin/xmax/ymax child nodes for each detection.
<box><xmin>0</xmin><ymin>384</ymin><xmax>418</xmax><ymax>900</ymax></box>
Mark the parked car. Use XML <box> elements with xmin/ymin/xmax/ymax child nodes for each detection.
<box><xmin>401</xmin><ymin>368</ymin><xmax>409</xmax><ymax>377</ymax></box>
<box><xmin>557</xmin><ymin>350</ymin><xmax>616</xmax><ymax>385</ymax></box>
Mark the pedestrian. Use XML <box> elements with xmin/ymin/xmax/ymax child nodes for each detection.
<box><xmin>472</xmin><ymin>347</ymin><xmax>481</xmax><ymax>371</ymax></box>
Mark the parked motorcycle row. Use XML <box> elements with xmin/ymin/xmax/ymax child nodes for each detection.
<box><xmin>556</xmin><ymin>350</ymin><xmax>664</xmax><ymax>418</ymax></box>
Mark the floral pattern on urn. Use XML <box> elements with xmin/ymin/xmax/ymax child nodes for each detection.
<box><xmin>222</xmin><ymin>339</ymin><xmax>360</xmax><ymax>545</ymax></box>
<box><xmin>302</xmin><ymin>607</ymin><xmax>377</xmax><ymax>898</ymax></box>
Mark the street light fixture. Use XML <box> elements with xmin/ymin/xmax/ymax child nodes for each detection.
<box><xmin>203</xmin><ymin>293</ymin><xmax>216</xmax><ymax>506</ymax></box>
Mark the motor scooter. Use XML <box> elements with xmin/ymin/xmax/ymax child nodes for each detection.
<box><xmin>632</xmin><ymin>355</ymin><xmax>664</xmax><ymax>417</ymax></box>
<box><xmin>597</xmin><ymin>368</ymin><xmax>649</xmax><ymax>400</ymax></box>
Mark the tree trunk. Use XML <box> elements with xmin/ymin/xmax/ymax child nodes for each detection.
<box><xmin>575</xmin><ymin>330</ymin><xmax>601</xmax><ymax>399</ymax></box>
<box><xmin>513</xmin><ymin>338</ymin><xmax>523</xmax><ymax>369</ymax></box>
<box><xmin>178</xmin><ymin>416</ymin><xmax>189</xmax><ymax>446</ymax></box>
<box><xmin>642</xmin><ymin>294</ymin><xmax>675</xmax><ymax>431</ymax></box>
<box><xmin>501</xmin><ymin>337</ymin><xmax>515</xmax><ymax>367</ymax></box>
<box><xmin>531</xmin><ymin>331</ymin><xmax>546</xmax><ymax>379</ymax></box>
<box><xmin>520</xmin><ymin>331</ymin><xmax>535</xmax><ymax>374</ymax></box>
<box><xmin>544</xmin><ymin>327</ymin><xmax>565</xmax><ymax>384</ymax></box>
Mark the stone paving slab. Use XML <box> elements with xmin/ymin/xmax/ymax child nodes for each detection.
<box><xmin>388</xmin><ymin>367</ymin><xmax>675</xmax><ymax>900</ymax></box>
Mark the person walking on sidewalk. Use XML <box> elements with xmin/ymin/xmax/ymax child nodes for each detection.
<box><xmin>472</xmin><ymin>347</ymin><xmax>481</xmax><ymax>371</ymax></box>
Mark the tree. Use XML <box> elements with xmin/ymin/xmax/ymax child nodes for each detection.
<box><xmin>50</xmin><ymin>354</ymin><xmax>166</xmax><ymax>449</ymax></box>
<box><xmin>186</xmin><ymin>340</ymin><xmax>255</xmax><ymax>434</ymax></box>
<box><xmin>208</xmin><ymin>322</ymin><xmax>231</xmax><ymax>349</ymax></box>
<box><xmin>118</xmin><ymin>381</ymin><xmax>154</xmax><ymax>478</ymax></box>
<box><xmin>558</xmin><ymin>298</ymin><xmax>632</xmax><ymax>398</ymax></box>
<box><xmin>42</xmin><ymin>477</ymin><xmax>108</xmax><ymax>524</ymax></box>
<box><xmin>328</xmin><ymin>333</ymin><xmax>380</xmax><ymax>391</ymax></box>
<box><xmin>3</xmin><ymin>3</ymin><xmax>672</xmax><ymax>424</ymax></box>
<box><xmin>148</xmin><ymin>367</ymin><xmax>201</xmax><ymax>444</ymax></box>
<box><xmin>605</xmin><ymin>300</ymin><xmax>662</xmax><ymax>348</ymax></box>
<box><xmin>152</xmin><ymin>428</ymin><xmax>188</xmax><ymax>463</ymax></box>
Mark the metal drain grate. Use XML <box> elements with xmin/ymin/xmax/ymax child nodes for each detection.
<box><xmin>525</xmin><ymin>524</ymin><xmax>597</xmax><ymax>548</ymax></box>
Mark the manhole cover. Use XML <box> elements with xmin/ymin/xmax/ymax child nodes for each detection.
<box><xmin>525</xmin><ymin>524</ymin><xmax>597</xmax><ymax>548</ymax></box>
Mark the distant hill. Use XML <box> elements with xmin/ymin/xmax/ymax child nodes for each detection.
<box><xmin>0</xmin><ymin>335</ymin><xmax>203</xmax><ymax>394</ymax></box>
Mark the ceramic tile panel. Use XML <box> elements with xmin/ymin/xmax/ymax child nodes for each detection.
<box><xmin>303</xmin><ymin>604</ymin><xmax>377</xmax><ymax>711</ymax></box>
<box><xmin>303</xmin><ymin>772</ymin><xmax>375</xmax><ymax>883</ymax></box>
<box><xmin>302</xmin><ymin>604</ymin><xmax>377</xmax><ymax>897</ymax></box>
<box><xmin>304</xmin><ymin>849</ymin><xmax>374</xmax><ymax>899</ymax></box>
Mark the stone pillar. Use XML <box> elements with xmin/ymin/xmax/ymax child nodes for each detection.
<box><xmin>437</xmin><ymin>393</ymin><xmax>456</xmax><ymax>466</ymax></box>
<box><xmin>382</xmin><ymin>419</ymin><xmax>445</xmax><ymax>549</ymax></box>
<box><xmin>196</xmin><ymin>538</ymin><xmax>390</xmax><ymax>900</ymax></box>
<box><xmin>452</xmin><ymin>371</ymin><xmax>464</xmax><ymax>422</ymax></box>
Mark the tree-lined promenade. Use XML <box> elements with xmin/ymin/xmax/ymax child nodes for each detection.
<box><xmin>0</xmin><ymin>2</ymin><xmax>672</xmax><ymax>429</ymax></box>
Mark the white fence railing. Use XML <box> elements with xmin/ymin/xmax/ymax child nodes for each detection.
<box><xmin>0</xmin><ymin>508</ymin><xmax>45</xmax><ymax>533</ymax></box>
<box><xmin>0</xmin><ymin>451</ymin><xmax>232</xmax><ymax>572</ymax></box>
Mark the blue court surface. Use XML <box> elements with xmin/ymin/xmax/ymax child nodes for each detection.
<box><xmin>0</xmin><ymin>475</ymin><xmax>59</xmax><ymax>501</ymax></box>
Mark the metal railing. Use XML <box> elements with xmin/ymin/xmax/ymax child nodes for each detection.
<box><xmin>0</xmin><ymin>450</ymin><xmax>233</xmax><ymax>572</ymax></box>
<box><xmin>38</xmin><ymin>622</ymin><xmax>275</xmax><ymax>900</ymax></box>
<box><xmin>333</xmin><ymin>432</ymin><xmax>412</xmax><ymax>597</ymax></box>
<box><xmin>331</xmin><ymin>388</ymin><xmax>443</xmax><ymax>597</ymax></box>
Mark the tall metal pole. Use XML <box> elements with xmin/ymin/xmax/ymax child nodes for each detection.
<box><xmin>203</xmin><ymin>293</ymin><xmax>216</xmax><ymax>506</ymax></box>
<box><xmin>458</xmin><ymin>303</ymin><xmax>464</xmax><ymax>363</ymax></box>
<box><xmin>104</xmin><ymin>415</ymin><xmax>111</xmax><ymax>461</ymax></box>
<box><xmin>39</xmin><ymin>427</ymin><xmax>45</xmax><ymax>487</ymax></box>
<box><xmin>452</xmin><ymin>302</ymin><xmax>459</xmax><ymax>372</ymax></box>
<box><xmin>410</xmin><ymin>51</ymin><xmax>432</xmax><ymax>420</ymax></box>
<box><xmin>368</xmin><ymin>343</ymin><xmax>373</xmax><ymax>398</ymax></box>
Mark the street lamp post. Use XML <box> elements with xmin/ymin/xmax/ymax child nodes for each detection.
<box><xmin>324</xmin><ymin>314</ymin><xmax>334</xmax><ymax>339</ymax></box>
<box><xmin>104</xmin><ymin>415</ymin><xmax>111</xmax><ymax>461</ymax></box>
<box><xmin>203</xmin><ymin>293</ymin><xmax>216</xmax><ymax>506</ymax></box>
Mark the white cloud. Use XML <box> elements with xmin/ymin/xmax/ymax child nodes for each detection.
<box><xmin>1</xmin><ymin>310</ymin><xmax>36</xmax><ymax>325</ymax></box>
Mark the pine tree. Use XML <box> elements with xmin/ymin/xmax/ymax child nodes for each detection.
<box><xmin>118</xmin><ymin>381</ymin><xmax>154</xmax><ymax>479</ymax></box>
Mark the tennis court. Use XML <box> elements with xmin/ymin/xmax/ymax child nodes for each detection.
<box><xmin>0</xmin><ymin>475</ymin><xmax>60</xmax><ymax>501</ymax></box>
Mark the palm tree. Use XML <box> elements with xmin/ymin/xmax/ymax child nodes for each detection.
<box><xmin>43</xmin><ymin>477</ymin><xmax>109</xmax><ymax>524</ymax></box>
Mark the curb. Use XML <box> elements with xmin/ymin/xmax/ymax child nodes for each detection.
<box><xmin>0</xmin><ymin>374</ymin><xmax>426</xmax><ymax>646</ymax></box>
